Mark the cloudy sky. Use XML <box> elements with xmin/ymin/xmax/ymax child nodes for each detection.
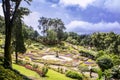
<box><xmin>0</xmin><ymin>0</ymin><xmax>120</xmax><ymax>34</ymax></box>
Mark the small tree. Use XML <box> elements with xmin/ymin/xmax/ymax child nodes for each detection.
<box><xmin>26</xmin><ymin>39</ymin><xmax>32</xmax><ymax>48</ymax></box>
<box><xmin>14</xmin><ymin>20</ymin><xmax>26</xmax><ymax>64</ymax></box>
<box><xmin>47</xmin><ymin>30</ymin><xmax>57</xmax><ymax>44</ymax></box>
<box><xmin>96</xmin><ymin>55</ymin><xmax>114</xmax><ymax>80</ymax></box>
<box><xmin>96</xmin><ymin>55</ymin><xmax>113</xmax><ymax>72</ymax></box>
<box><xmin>33</xmin><ymin>30</ymin><xmax>39</xmax><ymax>40</ymax></box>
<box><xmin>12</xmin><ymin>7</ymin><xmax>30</xmax><ymax>64</ymax></box>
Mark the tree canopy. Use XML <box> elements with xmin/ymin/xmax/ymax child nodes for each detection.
<box><xmin>38</xmin><ymin>17</ymin><xmax>66</xmax><ymax>44</ymax></box>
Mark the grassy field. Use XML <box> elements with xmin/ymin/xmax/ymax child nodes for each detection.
<box><xmin>13</xmin><ymin>64</ymin><xmax>74</xmax><ymax>80</ymax></box>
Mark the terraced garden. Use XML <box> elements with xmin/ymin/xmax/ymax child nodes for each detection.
<box><xmin>0</xmin><ymin>34</ymin><xmax>100</xmax><ymax>80</ymax></box>
<box><xmin>11</xmin><ymin>41</ymin><xmax>99</xmax><ymax>80</ymax></box>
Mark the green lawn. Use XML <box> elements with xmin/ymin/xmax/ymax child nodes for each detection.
<box><xmin>13</xmin><ymin>64</ymin><xmax>75</xmax><ymax>80</ymax></box>
<box><xmin>46</xmin><ymin>69</ymin><xmax>75</xmax><ymax>80</ymax></box>
<box><xmin>13</xmin><ymin>64</ymin><xmax>42</xmax><ymax>79</ymax></box>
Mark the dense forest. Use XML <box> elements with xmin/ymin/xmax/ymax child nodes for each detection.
<box><xmin>0</xmin><ymin>0</ymin><xmax>120</xmax><ymax>80</ymax></box>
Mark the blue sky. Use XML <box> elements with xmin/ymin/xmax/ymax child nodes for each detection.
<box><xmin>0</xmin><ymin>0</ymin><xmax>120</xmax><ymax>34</ymax></box>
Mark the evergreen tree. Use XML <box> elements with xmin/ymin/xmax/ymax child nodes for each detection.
<box><xmin>14</xmin><ymin>17</ymin><xmax>26</xmax><ymax>64</ymax></box>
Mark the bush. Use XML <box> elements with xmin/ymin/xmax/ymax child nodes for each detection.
<box><xmin>66</xmin><ymin>37</ymin><xmax>79</xmax><ymax>45</ymax></box>
<box><xmin>111</xmin><ymin>65</ymin><xmax>120</xmax><ymax>79</ymax></box>
<box><xmin>96</xmin><ymin>50</ymin><xmax>105</xmax><ymax>58</ymax></box>
<box><xmin>0</xmin><ymin>66</ymin><xmax>23</xmax><ymax>80</ymax></box>
<box><xmin>61</xmin><ymin>46</ymin><xmax>68</xmax><ymax>49</ymax></box>
<box><xmin>78</xmin><ymin>65</ymin><xmax>89</xmax><ymax>72</ymax></box>
<box><xmin>79</xmin><ymin>50</ymin><xmax>95</xmax><ymax>60</ymax></box>
<box><xmin>41</xmin><ymin>66</ymin><xmax>48</xmax><ymax>77</ymax></box>
<box><xmin>109</xmin><ymin>54</ymin><xmax>120</xmax><ymax>65</ymax></box>
<box><xmin>92</xmin><ymin>68</ymin><xmax>102</xmax><ymax>79</ymax></box>
<box><xmin>57</xmin><ymin>67</ymin><xmax>64</xmax><ymax>73</ymax></box>
<box><xmin>66</xmin><ymin>70</ymin><xmax>83</xmax><ymax>80</ymax></box>
<box><xmin>32</xmin><ymin>64</ymin><xmax>38</xmax><ymax>69</ymax></box>
<box><xmin>104</xmin><ymin>69</ymin><xmax>112</xmax><ymax>79</ymax></box>
<box><xmin>33</xmin><ymin>44</ymin><xmax>39</xmax><ymax>47</ymax></box>
<box><xmin>96</xmin><ymin>55</ymin><xmax>113</xmax><ymax>71</ymax></box>
<box><xmin>17</xmin><ymin>60</ymin><xmax>26</xmax><ymax>65</ymax></box>
<box><xmin>39</xmin><ymin>46</ymin><xmax>44</xmax><ymax>50</ymax></box>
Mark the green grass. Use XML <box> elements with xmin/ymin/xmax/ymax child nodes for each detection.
<box><xmin>13</xmin><ymin>64</ymin><xmax>75</xmax><ymax>80</ymax></box>
<box><xmin>46</xmin><ymin>69</ymin><xmax>75</xmax><ymax>80</ymax></box>
<box><xmin>13</xmin><ymin>64</ymin><xmax>42</xmax><ymax>79</ymax></box>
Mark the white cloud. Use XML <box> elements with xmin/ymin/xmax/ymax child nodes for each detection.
<box><xmin>0</xmin><ymin>3</ymin><xmax>4</xmax><ymax>16</ymax></box>
<box><xmin>104</xmin><ymin>0</ymin><xmax>120</xmax><ymax>13</ymax></box>
<box><xmin>59</xmin><ymin>0</ymin><xmax>120</xmax><ymax>13</ymax></box>
<box><xmin>66</xmin><ymin>20</ymin><xmax>120</xmax><ymax>34</ymax></box>
<box><xmin>59</xmin><ymin>0</ymin><xmax>96</xmax><ymax>9</ymax></box>
<box><xmin>23</xmin><ymin>11</ymin><xmax>41</xmax><ymax>31</ymax></box>
<box><xmin>92</xmin><ymin>0</ymin><xmax>120</xmax><ymax>13</ymax></box>
<box><xmin>51</xmin><ymin>4</ymin><xmax>57</xmax><ymax>8</ymax></box>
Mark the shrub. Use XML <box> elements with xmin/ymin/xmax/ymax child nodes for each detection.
<box><xmin>111</xmin><ymin>65</ymin><xmax>120</xmax><ymax>79</ymax></box>
<box><xmin>66</xmin><ymin>37</ymin><xmax>79</xmax><ymax>45</ymax></box>
<box><xmin>33</xmin><ymin>44</ymin><xmax>39</xmax><ymax>47</ymax></box>
<box><xmin>79</xmin><ymin>50</ymin><xmax>95</xmax><ymax>60</ymax></box>
<box><xmin>58</xmin><ymin>67</ymin><xmax>64</xmax><ymax>73</ymax></box>
<box><xmin>39</xmin><ymin>46</ymin><xmax>44</xmax><ymax>50</ymax></box>
<box><xmin>61</xmin><ymin>46</ymin><xmax>68</xmax><ymax>49</ymax></box>
<box><xmin>78</xmin><ymin>65</ymin><xmax>89</xmax><ymax>72</ymax></box>
<box><xmin>17</xmin><ymin>60</ymin><xmax>26</xmax><ymax>65</ymax></box>
<box><xmin>92</xmin><ymin>68</ymin><xmax>102</xmax><ymax>79</ymax></box>
<box><xmin>41</xmin><ymin>66</ymin><xmax>48</xmax><ymax>77</ymax></box>
<box><xmin>96</xmin><ymin>50</ymin><xmax>105</xmax><ymax>58</ymax></box>
<box><xmin>96</xmin><ymin>55</ymin><xmax>113</xmax><ymax>72</ymax></box>
<box><xmin>109</xmin><ymin>54</ymin><xmax>120</xmax><ymax>65</ymax></box>
<box><xmin>60</xmin><ymin>68</ymin><xmax>63</xmax><ymax>74</ymax></box>
<box><xmin>32</xmin><ymin>64</ymin><xmax>38</xmax><ymax>69</ymax></box>
<box><xmin>104</xmin><ymin>69</ymin><xmax>112</xmax><ymax>79</ymax></box>
<box><xmin>0</xmin><ymin>66</ymin><xmax>23</xmax><ymax>80</ymax></box>
<box><xmin>66</xmin><ymin>70</ymin><xmax>83</xmax><ymax>80</ymax></box>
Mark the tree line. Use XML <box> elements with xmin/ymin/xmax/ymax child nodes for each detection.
<box><xmin>65</xmin><ymin>32</ymin><xmax>120</xmax><ymax>55</ymax></box>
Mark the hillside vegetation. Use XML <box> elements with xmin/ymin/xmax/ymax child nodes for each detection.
<box><xmin>0</xmin><ymin>15</ymin><xmax>120</xmax><ymax>80</ymax></box>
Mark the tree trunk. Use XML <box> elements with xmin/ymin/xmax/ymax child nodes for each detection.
<box><xmin>4</xmin><ymin>23</ymin><xmax>12</xmax><ymax>69</ymax></box>
<box><xmin>15</xmin><ymin>51</ymin><xmax>18</xmax><ymax>64</ymax></box>
<box><xmin>2</xmin><ymin>0</ymin><xmax>21</xmax><ymax>69</ymax></box>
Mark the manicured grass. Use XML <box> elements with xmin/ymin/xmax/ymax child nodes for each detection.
<box><xmin>13</xmin><ymin>64</ymin><xmax>75</xmax><ymax>80</ymax></box>
<box><xmin>13</xmin><ymin>64</ymin><xmax>42</xmax><ymax>79</ymax></box>
<box><xmin>46</xmin><ymin>69</ymin><xmax>75</xmax><ymax>80</ymax></box>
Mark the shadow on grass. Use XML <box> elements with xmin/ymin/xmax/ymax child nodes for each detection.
<box><xmin>0</xmin><ymin>61</ymin><xmax>32</xmax><ymax>80</ymax></box>
<box><xmin>12</xmin><ymin>66</ymin><xmax>32</xmax><ymax>80</ymax></box>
